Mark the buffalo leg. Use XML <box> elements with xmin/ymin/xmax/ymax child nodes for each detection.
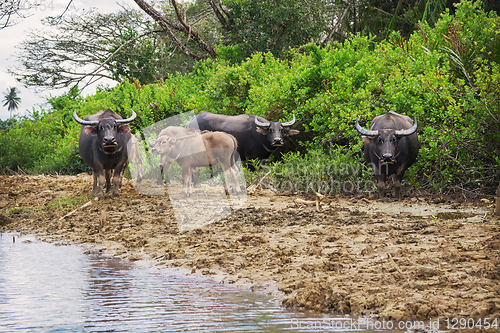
<box><xmin>393</xmin><ymin>165</ymin><xmax>407</xmax><ymax>200</ymax></box>
<box><xmin>105</xmin><ymin>169</ymin><xmax>112</xmax><ymax>193</ymax></box>
<box><xmin>111</xmin><ymin>165</ymin><xmax>125</xmax><ymax>197</ymax></box>
<box><xmin>373</xmin><ymin>167</ymin><xmax>387</xmax><ymax>199</ymax></box>
<box><xmin>95</xmin><ymin>172</ymin><xmax>106</xmax><ymax>199</ymax></box>
<box><xmin>91</xmin><ymin>171</ymin><xmax>98</xmax><ymax>196</ymax></box>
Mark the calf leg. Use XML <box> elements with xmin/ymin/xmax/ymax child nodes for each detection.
<box><xmin>192</xmin><ymin>168</ymin><xmax>201</xmax><ymax>188</ymax></box>
<box><xmin>182</xmin><ymin>167</ymin><xmax>192</xmax><ymax>196</ymax></box>
<box><xmin>158</xmin><ymin>164</ymin><xmax>165</xmax><ymax>185</ymax></box>
<box><xmin>163</xmin><ymin>161</ymin><xmax>172</xmax><ymax>185</ymax></box>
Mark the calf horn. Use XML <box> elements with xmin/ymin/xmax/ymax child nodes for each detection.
<box><xmin>73</xmin><ymin>109</ymin><xmax>98</xmax><ymax>126</ymax></box>
<box><xmin>281</xmin><ymin>114</ymin><xmax>296</xmax><ymax>127</ymax></box>
<box><xmin>254</xmin><ymin>116</ymin><xmax>270</xmax><ymax>128</ymax></box>
<box><xmin>355</xmin><ymin>117</ymin><xmax>379</xmax><ymax>136</ymax></box>
<box><xmin>395</xmin><ymin>119</ymin><xmax>417</xmax><ymax>137</ymax></box>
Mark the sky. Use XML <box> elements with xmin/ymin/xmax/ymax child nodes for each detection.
<box><xmin>0</xmin><ymin>0</ymin><xmax>134</xmax><ymax>120</ymax></box>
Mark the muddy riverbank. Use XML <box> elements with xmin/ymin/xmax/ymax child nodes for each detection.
<box><xmin>1</xmin><ymin>174</ymin><xmax>499</xmax><ymax>323</ymax></box>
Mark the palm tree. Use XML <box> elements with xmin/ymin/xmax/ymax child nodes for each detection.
<box><xmin>2</xmin><ymin>87</ymin><xmax>21</xmax><ymax>118</ymax></box>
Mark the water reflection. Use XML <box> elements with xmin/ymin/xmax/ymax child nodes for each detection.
<box><xmin>0</xmin><ymin>233</ymin><xmax>385</xmax><ymax>332</ymax></box>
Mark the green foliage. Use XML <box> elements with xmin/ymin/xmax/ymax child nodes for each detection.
<box><xmin>256</xmin><ymin>146</ymin><xmax>373</xmax><ymax>195</ymax></box>
<box><xmin>1</xmin><ymin>0</ymin><xmax>499</xmax><ymax>195</ymax></box>
<box><xmin>220</xmin><ymin>0</ymin><xmax>327</xmax><ymax>62</ymax></box>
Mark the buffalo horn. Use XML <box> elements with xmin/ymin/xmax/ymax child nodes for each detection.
<box><xmin>116</xmin><ymin>109</ymin><xmax>137</xmax><ymax>124</ymax></box>
<box><xmin>73</xmin><ymin>109</ymin><xmax>98</xmax><ymax>126</ymax></box>
<box><xmin>355</xmin><ymin>117</ymin><xmax>379</xmax><ymax>136</ymax></box>
<box><xmin>254</xmin><ymin>116</ymin><xmax>270</xmax><ymax>128</ymax></box>
<box><xmin>281</xmin><ymin>114</ymin><xmax>296</xmax><ymax>127</ymax></box>
<box><xmin>395</xmin><ymin>119</ymin><xmax>417</xmax><ymax>137</ymax></box>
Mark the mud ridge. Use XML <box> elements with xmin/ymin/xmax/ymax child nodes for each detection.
<box><xmin>1</xmin><ymin>174</ymin><xmax>499</xmax><ymax>322</ymax></box>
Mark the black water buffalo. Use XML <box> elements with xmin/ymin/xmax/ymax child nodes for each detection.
<box><xmin>355</xmin><ymin>111</ymin><xmax>419</xmax><ymax>200</ymax></box>
<box><xmin>149</xmin><ymin>130</ymin><xmax>241</xmax><ymax>196</ymax></box>
<box><xmin>73</xmin><ymin>109</ymin><xmax>136</xmax><ymax>198</ymax></box>
<box><xmin>186</xmin><ymin>111</ymin><xmax>299</xmax><ymax>168</ymax></box>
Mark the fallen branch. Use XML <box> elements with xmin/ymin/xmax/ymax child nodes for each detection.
<box><xmin>315</xmin><ymin>192</ymin><xmax>325</xmax><ymax>211</ymax></box>
<box><xmin>388</xmin><ymin>253</ymin><xmax>404</xmax><ymax>274</ymax></box>
<box><xmin>247</xmin><ymin>171</ymin><xmax>271</xmax><ymax>194</ymax></box>
<box><xmin>59</xmin><ymin>201</ymin><xmax>92</xmax><ymax>221</ymax></box>
<box><xmin>295</xmin><ymin>198</ymin><xmax>316</xmax><ymax>206</ymax></box>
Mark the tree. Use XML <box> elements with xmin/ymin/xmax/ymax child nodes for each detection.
<box><xmin>220</xmin><ymin>0</ymin><xmax>329</xmax><ymax>61</ymax></box>
<box><xmin>0</xmin><ymin>0</ymin><xmax>72</xmax><ymax>29</ymax></box>
<box><xmin>10</xmin><ymin>6</ymin><xmax>194</xmax><ymax>89</ymax></box>
<box><xmin>324</xmin><ymin>0</ymin><xmax>500</xmax><ymax>42</ymax></box>
<box><xmin>2</xmin><ymin>87</ymin><xmax>21</xmax><ymax>118</ymax></box>
<box><xmin>133</xmin><ymin>0</ymin><xmax>333</xmax><ymax>62</ymax></box>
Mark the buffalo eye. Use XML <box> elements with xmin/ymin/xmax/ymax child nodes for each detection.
<box><xmin>377</xmin><ymin>137</ymin><xmax>382</xmax><ymax>144</ymax></box>
<box><xmin>391</xmin><ymin>136</ymin><xmax>397</xmax><ymax>143</ymax></box>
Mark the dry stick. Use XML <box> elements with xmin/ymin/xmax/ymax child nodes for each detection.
<box><xmin>295</xmin><ymin>198</ymin><xmax>316</xmax><ymax>206</ymax></box>
<box><xmin>388</xmin><ymin>253</ymin><xmax>404</xmax><ymax>274</ymax></box>
<box><xmin>59</xmin><ymin>201</ymin><xmax>92</xmax><ymax>221</ymax></box>
<box><xmin>315</xmin><ymin>192</ymin><xmax>325</xmax><ymax>211</ymax></box>
<box><xmin>248</xmin><ymin>170</ymin><xmax>271</xmax><ymax>193</ymax></box>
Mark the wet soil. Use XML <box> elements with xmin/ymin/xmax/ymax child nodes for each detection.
<box><xmin>1</xmin><ymin>174</ymin><xmax>499</xmax><ymax>323</ymax></box>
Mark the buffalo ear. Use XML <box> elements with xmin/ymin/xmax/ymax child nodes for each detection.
<box><xmin>118</xmin><ymin>124</ymin><xmax>130</xmax><ymax>133</ymax></box>
<box><xmin>361</xmin><ymin>136</ymin><xmax>375</xmax><ymax>144</ymax></box>
<box><xmin>85</xmin><ymin>126</ymin><xmax>97</xmax><ymax>135</ymax></box>
<box><xmin>169</xmin><ymin>138</ymin><xmax>177</xmax><ymax>146</ymax></box>
<box><xmin>256</xmin><ymin>127</ymin><xmax>269</xmax><ymax>135</ymax></box>
<box><xmin>149</xmin><ymin>139</ymin><xmax>157</xmax><ymax>146</ymax></box>
<box><xmin>286</xmin><ymin>129</ymin><xmax>300</xmax><ymax>136</ymax></box>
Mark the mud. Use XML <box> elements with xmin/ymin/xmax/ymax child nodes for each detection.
<box><xmin>1</xmin><ymin>174</ymin><xmax>499</xmax><ymax>323</ymax></box>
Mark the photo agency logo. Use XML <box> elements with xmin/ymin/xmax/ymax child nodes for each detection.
<box><xmin>126</xmin><ymin>111</ymin><xmax>247</xmax><ymax>232</ymax></box>
<box><xmin>265</xmin><ymin>160</ymin><xmax>377</xmax><ymax>195</ymax></box>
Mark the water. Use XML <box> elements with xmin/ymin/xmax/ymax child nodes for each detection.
<box><xmin>0</xmin><ymin>233</ymin><xmax>388</xmax><ymax>333</ymax></box>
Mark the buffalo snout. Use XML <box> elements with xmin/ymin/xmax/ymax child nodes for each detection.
<box><xmin>103</xmin><ymin>136</ymin><xmax>117</xmax><ymax>146</ymax></box>
<box><xmin>382</xmin><ymin>153</ymin><xmax>395</xmax><ymax>163</ymax></box>
<box><xmin>272</xmin><ymin>138</ymin><xmax>284</xmax><ymax>146</ymax></box>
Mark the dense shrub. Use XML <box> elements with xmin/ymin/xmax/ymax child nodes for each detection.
<box><xmin>0</xmin><ymin>0</ymin><xmax>498</xmax><ymax>196</ymax></box>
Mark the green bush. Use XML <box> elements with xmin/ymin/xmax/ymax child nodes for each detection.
<box><xmin>253</xmin><ymin>145</ymin><xmax>373</xmax><ymax>195</ymax></box>
<box><xmin>0</xmin><ymin>0</ymin><xmax>498</xmax><ymax>195</ymax></box>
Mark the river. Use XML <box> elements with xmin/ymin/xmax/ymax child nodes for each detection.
<box><xmin>0</xmin><ymin>232</ymin><xmax>393</xmax><ymax>332</ymax></box>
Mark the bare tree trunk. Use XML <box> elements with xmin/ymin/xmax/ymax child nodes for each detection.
<box><xmin>170</xmin><ymin>0</ymin><xmax>217</xmax><ymax>58</ymax></box>
<box><xmin>133</xmin><ymin>0</ymin><xmax>206</xmax><ymax>60</ymax></box>
<box><xmin>322</xmin><ymin>0</ymin><xmax>352</xmax><ymax>45</ymax></box>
